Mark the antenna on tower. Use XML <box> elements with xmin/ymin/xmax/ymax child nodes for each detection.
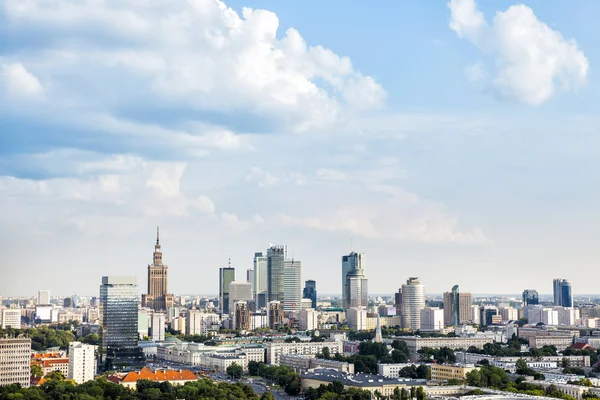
<box><xmin>156</xmin><ymin>225</ymin><xmax>160</xmax><ymax>244</ymax></box>
<box><xmin>228</xmin><ymin>255</ymin><xmax>231</xmax><ymax>268</ymax></box>
<box><xmin>350</xmin><ymin>237</ymin><xmax>353</xmax><ymax>253</ymax></box>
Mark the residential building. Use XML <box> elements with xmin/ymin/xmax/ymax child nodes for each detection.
<box><xmin>499</xmin><ymin>307</ymin><xmax>519</xmax><ymax>321</ymax></box>
<box><xmin>283</xmin><ymin>259</ymin><xmax>302</xmax><ymax>313</ymax></box>
<box><xmin>377</xmin><ymin>363</ymin><xmax>419</xmax><ymax>378</ymax></box>
<box><xmin>267</xmin><ymin>246</ymin><xmax>285</xmax><ymax>302</ymax></box>
<box><xmin>138</xmin><ymin>308</ymin><xmax>151</xmax><ymax>340</ymax></box>
<box><xmin>397</xmin><ymin>336</ymin><xmax>493</xmax><ymax>360</ymax></box>
<box><xmin>401</xmin><ymin>278</ymin><xmax>425</xmax><ymax>330</ymax></box>
<box><xmin>37</xmin><ymin>291</ymin><xmax>50</xmax><ymax>305</ymax></box>
<box><xmin>420</xmin><ymin>307</ymin><xmax>444</xmax><ymax>331</ymax></box>
<box><xmin>303</xmin><ymin>280</ymin><xmax>317</xmax><ymax>309</ymax></box>
<box><xmin>68</xmin><ymin>342</ymin><xmax>96</xmax><ymax>384</ymax></box>
<box><xmin>150</xmin><ymin>313</ymin><xmax>165</xmax><ymax>342</ymax></box>
<box><xmin>528</xmin><ymin>336</ymin><xmax>574</xmax><ymax>351</ymax></box>
<box><xmin>0</xmin><ymin>338</ymin><xmax>31</xmax><ymax>387</ymax></box>
<box><xmin>268</xmin><ymin>301</ymin><xmax>284</xmax><ymax>330</ymax></box>
<box><xmin>280</xmin><ymin>354</ymin><xmax>354</xmax><ymax>373</ymax></box>
<box><xmin>219</xmin><ymin>266</ymin><xmax>235</xmax><ymax>315</ymax></box>
<box><xmin>186</xmin><ymin>309</ymin><xmax>219</xmax><ymax>335</ymax></box>
<box><xmin>299</xmin><ymin>308</ymin><xmax>318</xmax><ymax>331</ymax></box>
<box><xmin>228</xmin><ymin>281</ymin><xmax>253</xmax><ymax>317</ymax></box>
<box><xmin>233</xmin><ymin>301</ymin><xmax>251</xmax><ymax>331</ymax></box>
<box><xmin>266</xmin><ymin>341</ymin><xmax>343</xmax><ymax>365</ymax></box>
<box><xmin>346</xmin><ymin>307</ymin><xmax>368</xmax><ymax>331</ymax></box>
<box><xmin>141</xmin><ymin>227</ymin><xmax>174</xmax><ymax>312</ymax></box>
<box><xmin>430</xmin><ymin>364</ymin><xmax>479</xmax><ymax>383</ymax></box>
<box><xmin>99</xmin><ymin>276</ymin><xmax>140</xmax><ymax>366</ymax></box>
<box><xmin>554</xmin><ymin>279</ymin><xmax>574</xmax><ymax>308</ymax></box>
<box><xmin>253</xmin><ymin>252</ymin><xmax>268</xmax><ymax>309</ymax></box>
<box><xmin>1</xmin><ymin>308</ymin><xmax>21</xmax><ymax>329</ymax></box>
<box><xmin>558</xmin><ymin>308</ymin><xmax>580</xmax><ymax>326</ymax></box>
<box><xmin>343</xmin><ymin>252</ymin><xmax>368</xmax><ymax>311</ymax></box>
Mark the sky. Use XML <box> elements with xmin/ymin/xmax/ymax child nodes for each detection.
<box><xmin>1</xmin><ymin>0</ymin><xmax>599</xmax><ymax>298</ymax></box>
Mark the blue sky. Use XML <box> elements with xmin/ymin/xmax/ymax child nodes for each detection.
<box><xmin>1</xmin><ymin>0</ymin><xmax>598</xmax><ymax>297</ymax></box>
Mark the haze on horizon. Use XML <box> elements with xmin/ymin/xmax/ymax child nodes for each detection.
<box><xmin>1</xmin><ymin>0</ymin><xmax>599</xmax><ymax>298</ymax></box>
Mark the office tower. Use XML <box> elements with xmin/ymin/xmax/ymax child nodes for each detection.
<box><xmin>443</xmin><ymin>286</ymin><xmax>472</xmax><ymax>326</ymax></box>
<box><xmin>229</xmin><ymin>281</ymin><xmax>253</xmax><ymax>316</ymax></box>
<box><xmin>267</xmin><ymin>246</ymin><xmax>285</xmax><ymax>302</ymax></box>
<box><xmin>420</xmin><ymin>307</ymin><xmax>444</xmax><ymax>331</ymax></box>
<box><xmin>64</xmin><ymin>297</ymin><xmax>73</xmax><ymax>308</ymax></box>
<box><xmin>68</xmin><ymin>342</ymin><xmax>96</xmax><ymax>384</ymax></box>
<box><xmin>268</xmin><ymin>301</ymin><xmax>284</xmax><ymax>329</ymax></box>
<box><xmin>37</xmin><ymin>291</ymin><xmax>50</xmax><ymax>305</ymax></box>
<box><xmin>303</xmin><ymin>280</ymin><xmax>317</xmax><ymax>309</ymax></box>
<box><xmin>142</xmin><ymin>227</ymin><xmax>174</xmax><ymax>312</ymax></box>
<box><xmin>234</xmin><ymin>301</ymin><xmax>251</xmax><ymax>330</ymax></box>
<box><xmin>137</xmin><ymin>308</ymin><xmax>150</xmax><ymax>340</ymax></box>
<box><xmin>299</xmin><ymin>308</ymin><xmax>318</xmax><ymax>331</ymax></box>
<box><xmin>499</xmin><ymin>307</ymin><xmax>519</xmax><ymax>321</ymax></box>
<box><xmin>342</xmin><ymin>252</ymin><xmax>365</xmax><ymax>310</ymax></box>
<box><xmin>0</xmin><ymin>308</ymin><xmax>21</xmax><ymax>329</ymax></box>
<box><xmin>90</xmin><ymin>297</ymin><xmax>100</xmax><ymax>307</ymax></box>
<box><xmin>401</xmin><ymin>277</ymin><xmax>425</xmax><ymax>331</ymax></box>
<box><xmin>247</xmin><ymin>269</ymin><xmax>255</xmax><ymax>294</ymax></box>
<box><xmin>374</xmin><ymin>314</ymin><xmax>383</xmax><ymax>343</ymax></box>
<box><xmin>0</xmin><ymin>338</ymin><xmax>31</xmax><ymax>387</ymax></box>
<box><xmin>522</xmin><ymin>289</ymin><xmax>539</xmax><ymax>306</ymax></box>
<box><xmin>283</xmin><ymin>259</ymin><xmax>302</xmax><ymax>313</ymax></box>
<box><xmin>479</xmin><ymin>306</ymin><xmax>498</xmax><ymax>327</ymax></box>
<box><xmin>346</xmin><ymin>307</ymin><xmax>368</xmax><ymax>331</ymax></box>
<box><xmin>553</xmin><ymin>279</ymin><xmax>573</xmax><ymax>308</ymax></box>
<box><xmin>150</xmin><ymin>313</ymin><xmax>165</xmax><ymax>341</ymax></box>
<box><xmin>99</xmin><ymin>276</ymin><xmax>140</xmax><ymax>367</ymax></box>
<box><xmin>253</xmin><ymin>252</ymin><xmax>268</xmax><ymax>309</ymax></box>
<box><xmin>219</xmin><ymin>266</ymin><xmax>235</xmax><ymax>315</ymax></box>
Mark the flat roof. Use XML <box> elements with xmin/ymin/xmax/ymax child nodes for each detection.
<box><xmin>302</xmin><ymin>368</ymin><xmax>425</xmax><ymax>388</ymax></box>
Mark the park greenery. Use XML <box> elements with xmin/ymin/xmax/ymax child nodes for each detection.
<box><xmin>0</xmin><ymin>327</ymin><xmax>76</xmax><ymax>351</ymax></box>
<box><xmin>304</xmin><ymin>381</ymin><xmax>428</xmax><ymax>400</ymax></box>
<box><xmin>226</xmin><ymin>362</ymin><xmax>243</xmax><ymax>379</ymax></box>
<box><xmin>248</xmin><ymin>361</ymin><xmax>302</xmax><ymax>395</ymax></box>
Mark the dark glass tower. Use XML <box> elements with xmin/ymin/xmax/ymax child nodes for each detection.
<box><xmin>219</xmin><ymin>267</ymin><xmax>235</xmax><ymax>315</ymax></box>
<box><xmin>303</xmin><ymin>280</ymin><xmax>317</xmax><ymax>309</ymax></box>
<box><xmin>267</xmin><ymin>246</ymin><xmax>285</xmax><ymax>302</ymax></box>
<box><xmin>522</xmin><ymin>289</ymin><xmax>539</xmax><ymax>306</ymax></box>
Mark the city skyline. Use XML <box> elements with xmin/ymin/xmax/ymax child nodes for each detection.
<box><xmin>2</xmin><ymin>0</ymin><xmax>600</xmax><ymax>297</ymax></box>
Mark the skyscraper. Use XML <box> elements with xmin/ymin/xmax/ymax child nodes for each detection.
<box><xmin>342</xmin><ymin>252</ymin><xmax>365</xmax><ymax>310</ymax></box>
<box><xmin>141</xmin><ymin>227</ymin><xmax>174</xmax><ymax>312</ymax></box>
<box><xmin>99</xmin><ymin>276</ymin><xmax>140</xmax><ymax>368</ymax></box>
<box><xmin>303</xmin><ymin>280</ymin><xmax>317</xmax><ymax>309</ymax></box>
<box><xmin>401</xmin><ymin>277</ymin><xmax>425</xmax><ymax>331</ymax></box>
<box><xmin>219</xmin><ymin>266</ymin><xmax>236</xmax><ymax>315</ymax></box>
<box><xmin>553</xmin><ymin>279</ymin><xmax>573</xmax><ymax>307</ymax></box>
<box><xmin>267</xmin><ymin>246</ymin><xmax>285</xmax><ymax>302</ymax></box>
<box><xmin>443</xmin><ymin>285</ymin><xmax>472</xmax><ymax>326</ymax></box>
<box><xmin>283</xmin><ymin>259</ymin><xmax>302</xmax><ymax>313</ymax></box>
<box><xmin>246</xmin><ymin>269</ymin><xmax>255</xmax><ymax>294</ymax></box>
<box><xmin>343</xmin><ymin>252</ymin><xmax>368</xmax><ymax>311</ymax></box>
<box><xmin>522</xmin><ymin>289</ymin><xmax>539</xmax><ymax>306</ymax></box>
<box><xmin>253</xmin><ymin>252</ymin><xmax>268</xmax><ymax>309</ymax></box>
<box><xmin>229</xmin><ymin>281</ymin><xmax>253</xmax><ymax>316</ymax></box>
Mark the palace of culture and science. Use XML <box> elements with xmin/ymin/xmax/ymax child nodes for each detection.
<box><xmin>141</xmin><ymin>227</ymin><xmax>174</xmax><ymax>312</ymax></box>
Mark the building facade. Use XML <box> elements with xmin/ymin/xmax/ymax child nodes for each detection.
<box><xmin>420</xmin><ymin>307</ymin><xmax>444</xmax><ymax>331</ymax></box>
<box><xmin>522</xmin><ymin>289</ymin><xmax>539</xmax><ymax>306</ymax></box>
<box><xmin>554</xmin><ymin>279</ymin><xmax>573</xmax><ymax>308</ymax></box>
<box><xmin>0</xmin><ymin>338</ymin><xmax>31</xmax><ymax>388</ymax></box>
<box><xmin>283</xmin><ymin>259</ymin><xmax>302</xmax><ymax>313</ymax></box>
<box><xmin>253</xmin><ymin>252</ymin><xmax>268</xmax><ymax>309</ymax></box>
<box><xmin>401</xmin><ymin>278</ymin><xmax>425</xmax><ymax>331</ymax></box>
<box><xmin>68</xmin><ymin>342</ymin><xmax>96</xmax><ymax>384</ymax></box>
<box><xmin>303</xmin><ymin>280</ymin><xmax>317</xmax><ymax>309</ymax></box>
<box><xmin>0</xmin><ymin>308</ymin><xmax>21</xmax><ymax>329</ymax></box>
<box><xmin>141</xmin><ymin>228</ymin><xmax>174</xmax><ymax>312</ymax></box>
<box><xmin>430</xmin><ymin>364</ymin><xmax>479</xmax><ymax>383</ymax></box>
<box><xmin>219</xmin><ymin>267</ymin><xmax>235</xmax><ymax>315</ymax></box>
<box><xmin>234</xmin><ymin>301</ymin><xmax>251</xmax><ymax>331</ymax></box>
<box><xmin>228</xmin><ymin>281</ymin><xmax>253</xmax><ymax>317</ymax></box>
<box><xmin>266</xmin><ymin>341</ymin><xmax>343</xmax><ymax>365</ymax></box>
<box><xmin>267</xmin><ymin>246</ymin><xmax>285</xmax><ymax>302</ymax></box>
<box><xmin>268</xmin><ymin>301</ymin><xmax>284</xmax><ymax>329</ymax></box>
<box><xmin>342</xmin><ymin>252</ymin><xmax>368</xmax><ymax>311</ymax></box>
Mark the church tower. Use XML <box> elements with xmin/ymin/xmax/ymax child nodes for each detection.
<box><xmin>142</xmin><ymin>227</ymin><xmax>174</xmax><ymax>311</ymax></box>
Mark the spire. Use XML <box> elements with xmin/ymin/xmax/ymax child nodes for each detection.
<box><xmin>374</xmin><ymin>314</ymin><xmax>383</xmax><ymax>343</ymax></box>
<box><xmin>228</xmin><ymin>255</ymin><xmax>231</xmax><ymax>268</ymax></box>
<box><xmin>156</xmin><ymin>225</ymin><xmax>160</xmax><ymax>245</ymax></box>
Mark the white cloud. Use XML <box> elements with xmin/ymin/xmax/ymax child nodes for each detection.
<box><xmin>464</xmin><ymin>61</ymin><xmax>487</xmax><ymax>82</ymax></box>
<box><xmin>316</xmin><ymin>168</ymin><xmax>348</xmax><ymax>182</ymax></box>
<box><xmin>0</xmin><ymin>0</ymin><xmax>385</xmax><ymax>131</ymax></box>
<box><xmin>246</xmin><ymin>167</ymin><xmax>280</xmax><ymax>187</ymax></box>
<box><xmin>448</xmin><ymin>0</ymin><xmax>589</xmax><ymax>104</ymax></box>
<box><xmin>0</xmin><ymin>62</ymin><xmax>44</xmax><ymax>97</ymax></box>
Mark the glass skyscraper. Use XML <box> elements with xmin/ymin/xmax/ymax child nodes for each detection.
<box><xmin>303</xmin><ymin>280</ymin><xmax>317</xmax><ymax>309</ymax></box>
<box><xmin>522</xmin><ymin>289</ymin><xmax>539</xmax><ymax>306</ymax></box>
<box><xmin>253</xmin><ymin>252</ymin><xmax>268</xmax><ymax>309</ymax></box>
<box><xmin>267</xmin><ymin>245</ymin><xmax>285</xmax><ymax>302</ymax></box>
<box><xmin>553</xmin><ymin>278</ymin><xmax>573</xmax><ymax>307</ymax></box>
<box><xmin>219</xmin><ymin>267</ymin><xmax>235</xmax><ymax>315</ymax></box>
<box><xmin>342</xmin><ymin>252</ymin><xmax>366</xmax><ymax>311</ymax></box>
<box><xmin>99</xmin><ymin>276</ymin><xmax>140</xmax><ymax>370</ymax></box>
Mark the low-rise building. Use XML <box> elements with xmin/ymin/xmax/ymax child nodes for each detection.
<box><xmin>280</xmin><ymin>354</ymin><xmax>354</xmax><ymax>373</ymax></box>
<box><xmin>456</xmin><ymin>353</ymin><xmax>591</xmax><ymax>368</ymax></box>
<box><xmin>394</xmin><ymin>336</ymin><xmax>493</xmax><ymax>360</ymax></box>
<box><xmin>429</xmin><ymin>364</ymin><xmax>479</xmax><ymax>383</ymax></box>
<box><xmin>108</xmin><ymin>367</ymin><xmax>197</xmax><ymax>389</ymax></box>
<box><xmin>378</xmin><ymin>363</ymin><xmax>419</xmax><ymax>378</ymax></box>
<box><xmin>266</xmin><ymin>341</ymin><xmax>343</xmax><ymax>365</ymax></box>
<box><xmin>528</xmin><ymin>335</ymin><xmax>574</xmax><ymax>350</ymax></box>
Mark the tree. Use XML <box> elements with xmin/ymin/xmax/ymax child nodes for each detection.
<box><xmin>44</xmin><ymin>371</ymin><xmax>65</xmax><ymax>381</ymax></box>
<box><xmin>516</xmin><ymin>359</ymin><xmax>528</xmax><ymax>375</ymax></box>
<box><xmin>284</xmin><ymin>375</ymin><xmax>301</xmax><ymax>395</ymax></box>
<box><xmin>31</xmin><ymin>365</ymin><xmax>43</xmax><ymax>377</ymax></box>
<box><xmin>416</xmin><ymin>386</ymin><xmax>426</xmax><ymax>400</ymax></box>
<box><xmin>401</xmin><ymin>387</ymin><xmax>409</xmax><ymax>400</ymax></box>
<box><xmin>321</xmin><ymin>346</ymin><xmax>331</xmax><ymax>359</ymax></box>
<box><xmin>226</xmin><ymin>363</ymin><xmax>243</xmax><ymax>379</ymax></box>
<box><xmin>410</xmin><ymin>386</ymin><xmax>417</xmax><ymax>399</ymax></box>
<box><xmin>261</xmin><ymin>392</ymin><xmax>276</xmax><ymax>400</ymax></box>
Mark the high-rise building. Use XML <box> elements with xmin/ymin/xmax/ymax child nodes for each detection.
<box><xmin>229</xmin><ymin>281</ymin><xmax>253</xmax><ymax>316</ymax></box>
<box><xmin>401</xmin><ymin>277</ymin><xmax>425</xmax><ymax>331</ymax></box>
<box><xmin>299</xmin><ymin>308</ymin><xmax>318</xmax><ymax>331</ymax></box>
<box><xmin>346</xmin><ymin>307</ymin><xmax>368</xmax><ymax>331</ymax></box>
<box><xmin>0</xmin><ymin>308</ymin><xmax>21</xmax><ymax>329</ymax></box>
<box><xmin>342</xmin><ymin>252</ymin><xmax>365</xmax><ymax>310</ymax></box>
<box><xmin>219</xmin><ymin>266</ymin><xmax>235</xmax><ymax>315</ymax></box>
<box><xmin>246</xmin><ymin>269</ymin><xmax>255</xmax><ymax>294</ymax></box>
<box><xmin>68</xmin><ymin>342</ymin><xmax>96</xmax><ymax>384</ymax></box>
<box><xmin>253</xmin><ymin>252</ymin><xmax>268</xmax><ymax>309</ymax></box>
<box><xmin>150</xmin><ymin>313</ymin><xmax>165</xmax><ymax>341</ymax></box>
<box><xmin>443</xmin><ymin>286</ymin><xmax>472</xmax><ymax>326</ymax></box>
<box><xmin>553</xmin><ymin>279</ymin><xmax>573</xmax><ymax>308</ymax></box>
<box><xmin>420</xmin><ymin>307</ymin><xmax>444</xmax><ymax>331</ymax></box>
<box><xmin>142</xmin><ymin>227</ymin><xmax>174</xmax><ymax>312</ymax></box>
<box><xmin>268</xmin><ymin>301</ymin><xmax>284</xmax><ymax>330</ymax></box>
<box><xmin>0</xmin><ymin>337</ymin><xmax>31</xmax><ymax>387</ymax></box>
<box><xmin>37</xmin><ymin>291</ymin><xmax>50</xmax><ymax>305</ymax></box>
<box><xmin>522</xmin><ymin>289</ymin><xmax>539</xmax><ymax>306</ymax></box>
<box><xmin>233</xmin><ymin>301</ymin><xmax>251</xmax><ymax>330</ymax></box>
<box><xmin>303</xmin><ymin>280</ymin><xmax>317</xmax><ymax>309</ymax></box>
<box><xmin>267</xmin><ymin>246</ymin><xmax>285</xmax><ymax>302</ymax></box>
<box><xmin>186</xmin><ymin>309</ymin><xmax>219</xmax><ymax>335</ymax></box>
<box><xmin>283</xmin><ymin>259</ymin><xmax>302</xmax><ymax>313</ymax></box>
<box><xmin>99</xmin><ymin>276</ymin><xmax>140</xmax><ymax>368</ymax></box>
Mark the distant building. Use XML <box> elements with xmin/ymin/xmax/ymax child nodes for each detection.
<box><xmin>68</xmin><ymin>342</ymin><xmax>96</xmax><ymax>384</ymax></box>
<box><xmin>219</xmin><ymin>266</ymin><xmax>235</xmax><ymax>315</ymax></box>
<box><xmin>1</xmin><ymin>308</ymin><xmax>21</xmax><ymax>329</ymax></box>
<box><xmin>234</xmin><ymin>301</ymin><xmax>251</xmax><ymax>331</ymax></box>
<box><xmin>150</xmin><ymin>313</ymin><xmax>165</xmax><ymax>342</ymax></box>
<box><xmin>37</xmin><ymin>291</ymin><xmax>50</xmax><ymax>306</ymax></box>
<box><xmin>303</xmin><ymin>280</ymin><xmax>317</xmax><ymax>309</ymax></box>
<box><xmin>253</xmin><ymin>252</ymin><xmax>268</xmax><ymax>309</ymax></box>
<box><xmin>401</xmin><ymin>278</ymin><xmax>425</xmax><ymax>330</ymax></box>
<box><xmin>141</xmin><ymin>227</ymin><xmax>175</xmax><ymax>312</ymax></box>
<box><xmin>443</xmin><ymin>286</ymin><xmax>472</xmax><ymax>326</ymax></box>
<box><xmin>228</xmin><ymin>281</ymin><xmax>253</xmax><ymax>317</ymax></box>
<box><xmin>420</xmin><ymin>307</ymin><xmax>444</xmax><ymax>331</ymax></box>
<box><xmin>186</xmin><ymin>309</ymin><xmax>219</xmax><ymax>335</ymax></box>
<box><xmin>299</xmin><ymin>308</ymin><xmax>318</xmax><ymax>331</ymax></box>
<box><xmin>266</xmin><ymin>341</ymin><xmax>343</xmax><ymax>365</ymax></box>
<box><xmin>430</xmin><ymin>364</ymin><xmax>479</xmax><ymax>383</ymax></box>
<box><xmin>246</xmin><ymin>269</ymin><xmax>254</xmax><ymax>294</ymax></box>
<box><xmin>0</xmin><ymin>338</ymin><xmax>31</xmax><ymax>387</ymax></box>
<box><xmin>267</xmin><ymin>246</ymin><xmax>285</xmax><ymax>302</ymax></box>
<box><xmin>554</xmin><ymin>279</ymin><xmax>573</xmax><ymax>308</ymax></box>
<box><xmin>268</xmin><ymin>301</ymin><xmax>284</xmax><ymax>330</ymax></box>
<box><xmin>346</xmin><ymin>307</ymin><xmax>368</xmax><ymax>331</ymax></box>
<box><xmin>283</xmin><ymin>259</ymin><xmax>302</xmax><ymax>313</ymax></box>
<box><xmin>342</xmin><ymin>252</ymin><xmax>368</xmax><ymax>311</ymax></box>
<box><xmin>522</xmin><ymin>289</ymin><xmax>539</xmax><ymax>306</ymax></box>
<box><xmin>109</xmin><ymin>367</ymin><xmax>197</xmax><ymax>389</ymax></box>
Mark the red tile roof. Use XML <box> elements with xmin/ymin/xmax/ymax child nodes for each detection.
<box><xmin>119</xmin><ymin>368</ymin><xmax>197</xmax><ymax>384</ymax></box>
<box><xmin>41</xmin><ymin>359</ymin><xmax>69</xmax><ymax>367</ymax></box>
<box><xmin>30</xmin><ymin>377</ymin><xmax>47</xmax><ymax>386</ymax></box>
<box><xmin>569</xmin><ymin>343</ymin><xmax>596</xmax><ymax>351</ymax></box>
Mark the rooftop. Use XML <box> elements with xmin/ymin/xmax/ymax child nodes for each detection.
<box><xmin>302</xmin><ymin>368</ymin><xmax>425</xmax><ymax>388</ymax></box>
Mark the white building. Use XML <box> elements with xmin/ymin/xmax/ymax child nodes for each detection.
<box><xmin>151</xmin><ymin>313</ymin><xmax>165</xmax><ymax>341</ymax></box>
<box><xmin>420</xmin><ymin>308</ymin><xmax>444</xmax><ymax>331</ymax></box>
<box><xmin>471</xmin><ymin>305</ymin><xmax>480</xmax><ymax>324</ymax></box>
<box><xmin>499</xmin><ymin>307</ymin><xmax>519</xmax><ymax>321</ymax></box>
<box><xmin>1</xmin><ymin>308</ymin><xmax>21</xmax><ymax>329</ymax></box>
<box><xmin>401</xmin><ymin>277</ymin><xmax>425</xmax><ymax>330</ymax></box>
<box><xmin>186</xmin><ymin>309</ymin><xmax>219</xmax><ymax>335</ymax></box>
<box><xmin>253</xmin><ymin>252</ymin><xmax>268</xmax><ymax>308</ymax></box>
<box><xmin>347</xmin><ymin>307</ymin><xmax>368</xmax><ymax>331</ymax></box>
<box><xmin>528</xmin><ymin>307</ymin><xmax>559</xmax><ymax>326</ymax></box>
<box><xmin>228</xmin><ymin>282</ymin><xmax>253</xmax><ymax>317</ymax></box>
<box><xmin>299</xmin><ymin>308</ymin><xmax>319</xmax><ymax>331</ymax></box>
<box><xmin>558</xmin><ymin>308</ymin><xmax>580</xmax><ymax>326</ymax></box>
<box><xmin>68</xmin><ymin>342</ymin><xmax>96</xmax><ymax>384</ymax></box>
<box><xmin>266</xmin><ymin>341</ymin><xmax>343</xmax><ymax>365</ymax></box>
<box><xmin>38</xmin><ymin>290</ymin><xmax>50</xmax><ymax>305</ymax></box>
<box><xmin>283</xmin><ymin>259</ymin><xmax>302</xmax><ymax>313</ymax></box>
<box><xmin>250</xmin><ymin>312</ymin><xmax>268</xmax><ymax>330</ymax></box>
<box><xmin>0</xmin><ymin>338</ymin><xmax>31</xmax><ymax>388</ymax></box>
<box><xmin>378</xmin><ymin>363</ymin><xmax>418</xmax><ymax>378</ymax></box>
